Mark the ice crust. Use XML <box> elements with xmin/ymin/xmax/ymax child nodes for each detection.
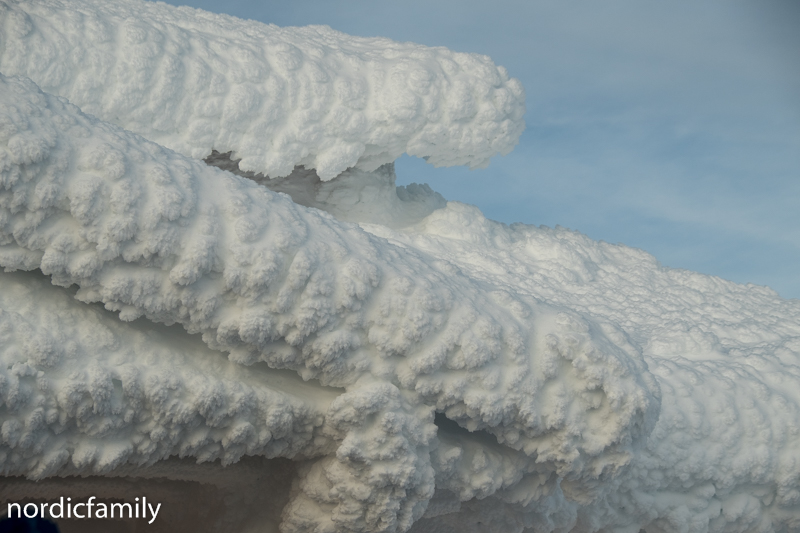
<box><xmin>0</xmin><ymin>0</ymin><xmax>525</xmax><ymax>180</ymax></box>
<box><xmin>1</xmin><ymin>2</ymin><xmax>800</xmax><ymax>533</ymax></box>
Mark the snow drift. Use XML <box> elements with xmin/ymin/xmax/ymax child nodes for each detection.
<box><xmin>1</xmin><ymin>1</ymin><xmax>799</xmax><ymax>533</ymax></box>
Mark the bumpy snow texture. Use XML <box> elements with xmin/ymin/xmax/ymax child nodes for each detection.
<box><xmin>1</xmin><ymin>2</ymin><xmax>800</xmax><ymax>533</ymax></box>
<box><xmin>0</xmin><ymin>0</ymin><xmax>525</xmax><ymax>180</ymax></box>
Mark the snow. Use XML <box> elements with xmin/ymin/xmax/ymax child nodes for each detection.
<box><xmin>0</xmin><ymin>268</ymin><xmax>337</xmax><ymax>478</ymax></box>
<box><xmin>0</xmin><ymin>0</ymin><xmax>525</xmax><ymax>180</ymax></box>
<box><xmin>1</xmin><ymin>1</ymin><xmax>800</xmax><ymax>533</ymax></box>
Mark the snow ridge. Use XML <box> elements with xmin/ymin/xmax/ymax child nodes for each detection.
<box><xmin>0</xmin><ymin>0</ymin><xmax>525</xmax><ymax>180</ymax></box>
<box><xmin>0</xmin><ymin>269</ymin><xmax>335</xmax><ymax>479</ymax></box>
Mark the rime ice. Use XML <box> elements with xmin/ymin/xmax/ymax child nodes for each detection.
<box><xmin>0</xmin><ymin>0</ymin><xmax>525</xmax><ymax>180</ymax></box>
<box><xmin>1</xmin><ymin>2</ymin><xmax>799</xmax><ymax>533</ymax></box>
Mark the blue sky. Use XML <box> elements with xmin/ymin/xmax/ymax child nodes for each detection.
<box><xmin>163</xmin><ymin>0</ymin><xmax>800</xmax><ymax>299</ymax></box>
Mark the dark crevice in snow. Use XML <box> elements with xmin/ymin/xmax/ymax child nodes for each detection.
<box><xmin>434</xmin><ymin>411</ymin><xmax>497</xmax><ymax>445</ymax></box>
<box><xmin>204</xmin><ymin>150</ymin><xmax>446</xmax><ymax>228</ymax></box>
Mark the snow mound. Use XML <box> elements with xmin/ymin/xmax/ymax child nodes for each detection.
<box><xmin>376</xmin><ymin>203</ymin><xmax>800</xmax><ymax>533</ymax></box>
<box><xmin>0</xmin><ymin>0</ymin><xmax>525</xmax><ymax>180</ymax></box>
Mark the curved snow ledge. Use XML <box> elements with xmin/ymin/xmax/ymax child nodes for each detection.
<box><xmin>0</xmin><ymin>0</ymin><xmax>525</xmax><ymax>180</ymax></box>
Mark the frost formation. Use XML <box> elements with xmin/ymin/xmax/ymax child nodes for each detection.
<box><xmin>0</xmin><ymin>0</ymin><xmax>525</xmax><ymax>180</ymax></box>
<box><xmin>1</xmin><ymin>2</ymin><xmax>800</xmax><ymax>533</ymax></box>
